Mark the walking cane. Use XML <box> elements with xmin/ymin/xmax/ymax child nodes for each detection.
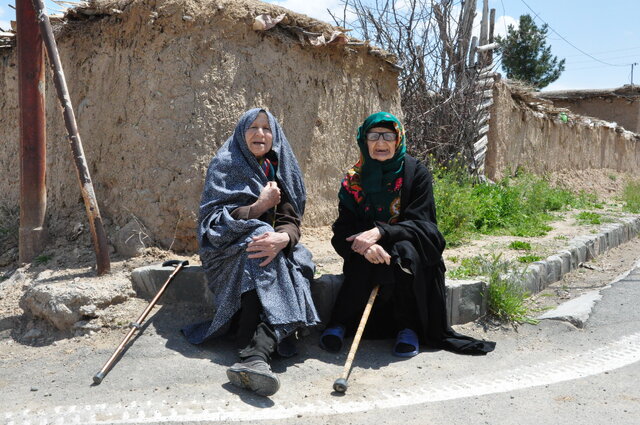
<box><xmin>92</xmin><ymin>259</ymin><xmax>189</xmax><ymax>384</ymax></box>
<box><xmin>333</xmin><ymin>284</ymin><xmax>379</xmax><ymax>393</ymax></box>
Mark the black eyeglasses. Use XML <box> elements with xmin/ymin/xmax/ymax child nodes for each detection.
<box><xmin>366</xmin><ymin>132</ymin><xmax>397</xmax><ymax>142</ymax></box>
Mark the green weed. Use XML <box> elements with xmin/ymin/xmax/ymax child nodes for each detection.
<box><xmin>576</xmin><ymin>211</ymin><xmax>601</xmax><ymax>225</ymax></box>
<box><xmin>447</xmin><ymin>256</ymin><xmax>484</xmax><ymax>278</ymax></box>
<box><xmin>517</xmin><ymin>255</ymin><xmax>542</xmax><ymax>263</ymax></box>
<box><xmin>480</xmin><ymin>254</ymin><xmax>538</xmax><ymax>324</ymax></box>
<box><xmin>508</xmin><ymin>241</ymin><xmax>532</xmax><ymax>250</ymax></box>
<box><xmin>622</xmin><ymin>180</ymin><xmax>640</xmax><ymax>213</ymax></box>
<box><xmin>447</xmin><ymin>253</ymin><xmax>538</xmax><ymax>324</ymax></box>
<box><xmin>432</xmin><ymin>164</ymin><xmax>600</xmax><ymax>245</ymax></box>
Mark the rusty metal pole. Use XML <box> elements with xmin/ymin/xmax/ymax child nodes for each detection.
<box><xmin>30</xmin><ymin>0</ymin><xmax>111</xmax><ymax>275</ymax></box>
<box><xmin>17</xmin><ymin>0</ymin><xmax>47</xmax><ymax>264</ymax></box>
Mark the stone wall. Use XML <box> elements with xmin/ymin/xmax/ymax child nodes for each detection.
<box><xmin>0</xmin><ymin>0</ymin><xmax>401</xmax><ymax>252</ymax></box>
<box><xmin>485</xmin><ymin>80</ymin><xmax>640</xmax><ymax>180</ymax></box>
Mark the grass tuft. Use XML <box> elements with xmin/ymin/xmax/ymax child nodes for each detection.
<box><xmin>575</xmin><ymin>211</ymin><xmax>601</xmax><ymax>225</ymax></box>
<box><xmin>508</xmin><ymin>240</ymin><xmax>531</xmax><ymax>251</ymax></box>
<box><xmin>517</xmin><ymin>255</ymin><xmax>542</xmax><ymax>263</ymax></box>
<box><xmin>481</xmin><ymin>254</ymin><xmax>538</xmax><ymax>324</ymax></box>
<box><xmin>622</xmin><ymin>180</ymin><xmax>640</xmax><ymax>213</ymax></box>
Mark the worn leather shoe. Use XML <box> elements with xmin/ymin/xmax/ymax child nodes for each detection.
<box><xmin>226</xmin><ymin>359</ymin><xmax>280</xmax><ymax>396</ymax></box>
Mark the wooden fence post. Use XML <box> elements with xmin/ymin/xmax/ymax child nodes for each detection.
<box><xmin>30</xmin><ymin>0</ymin><xmax>110</xmax><ymax>275</ymax></box>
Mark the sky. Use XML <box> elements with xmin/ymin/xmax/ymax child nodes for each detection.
<box><xmin>2</xmin><ymin>0</ymin><xmax>639</xmax><ymax>90</ymax></box>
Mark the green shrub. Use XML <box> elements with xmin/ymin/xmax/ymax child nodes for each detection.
<box><xmin>431</xmin><ymin>160</ymin><xmax>477</xmax><ymax>247</ymax></box>
<box><xmin>432</xmin><ymin>165</ymin><xmax>593</xmax><ymax>244</ymax></box>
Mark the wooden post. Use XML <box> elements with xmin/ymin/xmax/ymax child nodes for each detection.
<box><xmin>468</xmin><ymin>36</ymin><xmax>478</xmax><ymax>68</ymax></box>
<box><xmin>488</xmin><ymin>8</ymin><xmax>496</xmax><ymax>64</ymax></box>
<box><xmin>30</xmin><ymin>0</ymin><xmax>110</xmax><ymax>275</ymax></box>
<box><xmin>16</xmin><ymin>0</ymin><xmax>47</xmax><ymax>263</ymax></box>
<box><xmin>479</xmin><ymin>0</ymin><xmax>489</xmax><ymax>66</ymax></box>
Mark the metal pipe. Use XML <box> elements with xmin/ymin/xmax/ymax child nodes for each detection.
<box><xmin>17</xmin><ymin>0</ymin><xmax>47</xmax><ymax>263</ymax></box>
<box><xmin>30</xmin><ymin>0</ymin><xmax>110</xmax><ymax>275</ymax></box>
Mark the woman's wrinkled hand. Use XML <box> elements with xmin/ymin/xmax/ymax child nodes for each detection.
<box><xmin>346</xmin><ymin>227</ymin><xmax>382</xmax><ymax>255</ymax></box>
<box><xmin>254</xmin><ymin>181</ymin><xmax>281</xmax><ymax>215</ymax></box>
<box><xmin>363</xmin><ymin>244</ymin><xmax>391</xmax><ymax>265</ymax></box>
<box><xmin>246</xmin><ymin>231</ymin><xmax>290</xmax><ymax>266</ymax></box>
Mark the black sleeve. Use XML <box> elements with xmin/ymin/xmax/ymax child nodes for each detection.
<box><xmin>331</xmin><ymin>200</ymin><xmax>375</xmax><ymax>259</ymax></box>
<box><xmin>376</xmin><ymin>162</ymin><xmax>445</xmax><ymax>264</ymax></box>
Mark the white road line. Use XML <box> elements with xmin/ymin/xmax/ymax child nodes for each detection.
<box><xmin>5</xmin><ymin>331</ymin><xmax>640</xmax><ymax>424</ymax></box>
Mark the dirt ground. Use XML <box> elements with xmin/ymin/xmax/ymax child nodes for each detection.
<box><xmin>1</xmin><ymin>169</ymin><xmax>639</xmax><ymax>350</ymax></box>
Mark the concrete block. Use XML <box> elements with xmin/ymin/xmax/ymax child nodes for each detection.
<box><xmin>620</xmin><ymin>223</ymin><xmax>630</xmax><ymax>243</ymax></box>
<box><xmin>614</xmin><ymin>225</ymin><xmax>624</xmax><ymax>246</ymax></box>
<box><xmin>545</xmin><ymin>255</ymin><xmax>562</xmax><ymax>285</ymax></box>
<box><xmin>563</xmin><ymin>246</ymin><xmax>579</xmax><ymax>271</ymax></box>
<box><xmin>447</xmin><ymin>279</ymin><xmax>487</xmax><ymax>325</ymax></box>
<box><xmin>570</xmin><ymin>241</ymin><xmax>587</xmax><ymax>264</ymax></box>
<box><xmin>594</xmin><ymin>233</ymin><xmax>607</xmax><ymax>256</ymax></box>
<box><xmin>130</xmin><ymin>265</ymin><xmax>214</xmax><ymax>306</ymax></box>
<box><xmin>608</xmin><ymin>226</ymin><xmax>619</xmax><ymax>248</ymax></box>
<box><xmin>531</xmin><ymin>261</ymin><xmax>549</xmax><ymax>291</ymax></box>
<box><xmin>557</xmin><ymin>250</ymin><xmax>572</xmax><ymax>276</ymax></box>
<box><xmin>583</xmin><ymin>237</ymin><xmax>596</xmax><ymax>261</ymax></box>
<box><xmin>632</xmin><ymin>217</ymin><xmax>640</xmax><ymax>234</ymax></box>
<box><xmin>522</xmin><ymin>263</ymin><xmax>543</xmax><ymax>294</ymax></box>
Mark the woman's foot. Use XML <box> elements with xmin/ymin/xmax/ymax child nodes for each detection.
<box><xmin>393</xmin><ymin>328</ymin><xmax>419</xmax><ymax>358</ymax></box>
<box><xmin>226</xmin><ymin>358</ymin><xmax>280</xmax><ymax>396</ymax></box>
<box><xmin>319</xmin><ymin>324</ymin><xmax>346</xmax><ymax>352</ymax></box>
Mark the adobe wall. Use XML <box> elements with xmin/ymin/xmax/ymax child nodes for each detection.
<box><xmin>540</xmin><ymin>88</ymin><xmax>640</xmax><ymax>134</ymax></box>
<box><xmin>485</xmin><ymin>80</ymin><xmax>640</xmax><ymax>181</ymax></box>
<box><xmin>0</xmin><ymin>0</ymin><xmax>401</xmax><ymax>252</ymax></box>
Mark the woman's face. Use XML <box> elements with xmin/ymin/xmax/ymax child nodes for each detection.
<box><xmin>245</xmin><ymin>112</ymin><xmax>273</xmax><ymax>159</ymax></box>
<box><xmin>365</xmin><ymin>126</ymin><xmax>397</xmax><ymax>161</ymax></box>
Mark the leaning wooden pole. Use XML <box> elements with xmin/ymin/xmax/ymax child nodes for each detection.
<box><xmin>30</xmin><ymin>0</ymin><xmax>110</xmax><ymax>275</ymax></box>
<box><xmin>17</xmin><ymin>0</ymin><xmax>47</xmax><ymax>264</ymax></box>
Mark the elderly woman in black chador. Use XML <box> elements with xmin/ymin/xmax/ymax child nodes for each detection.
<box><xmin>183</xmin><ymin>108</ymin><xmax>319</xmax><ymax>397</ymax></box>
<box><xmin>320</xmin><ymin>112</ymin><xmax>495</xmax><ymax>357</ymax></box>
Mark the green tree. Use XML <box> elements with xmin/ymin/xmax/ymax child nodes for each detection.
<box><xmin>497</xmin><ymin>14</ymin><xmax>566</xmax><ymax>89</ymax></box>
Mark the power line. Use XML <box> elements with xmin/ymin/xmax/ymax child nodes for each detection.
<box><xmin>563</xmin><ymin>45</ymin><xmax>640</xmax><ymax>59</ymax></box>
<box><xmin>566</xmin><ymin>53</ymin><xmax>640</xmax><ymax>66</ymax></box>
<box><xmin>519</xmin><ymin>0</ymin><xmax>631</xmax><ymax>68</ymax></box>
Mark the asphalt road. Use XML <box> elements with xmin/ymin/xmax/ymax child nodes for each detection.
<box><xmin>1</xmin><ymin>259</ymin><xmax>639</xmax><ymax>425</ymax></box>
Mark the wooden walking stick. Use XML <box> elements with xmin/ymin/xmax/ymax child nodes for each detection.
<box><xmin>333</xmin><ymin>285</ymin><xmax>379</xmax><ymax>393</ymax></box>
<box><xmin>93</xmin><ymin>260</ymin><xmax>189</xmax><ymax>384</ymax></box>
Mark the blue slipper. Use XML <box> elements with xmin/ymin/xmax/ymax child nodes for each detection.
<box><xmin>319</xmin><ymin>325</ymin><xmax>345</xmax><ymax>352</ymax></box>
<box><xmin>393</xmin><ymin>328</ymin><xmax>419</xmax><ymax>358</ymax></box>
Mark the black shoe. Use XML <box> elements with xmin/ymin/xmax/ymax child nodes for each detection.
<box><xmin>226</xmin><ymin>359</ymin><xmax>280</xmax><ymax>396</ymax></box>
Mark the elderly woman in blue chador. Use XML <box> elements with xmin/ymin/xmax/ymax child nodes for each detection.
<box><xmin>182</xmin><ymin>108</ymin><xmax>319</xmax><ymax>397</ymax></box>
<box><xmin>320</xmin><ymin>112</ymin><xmax>495</xmax><ymax>357</ymax></box>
